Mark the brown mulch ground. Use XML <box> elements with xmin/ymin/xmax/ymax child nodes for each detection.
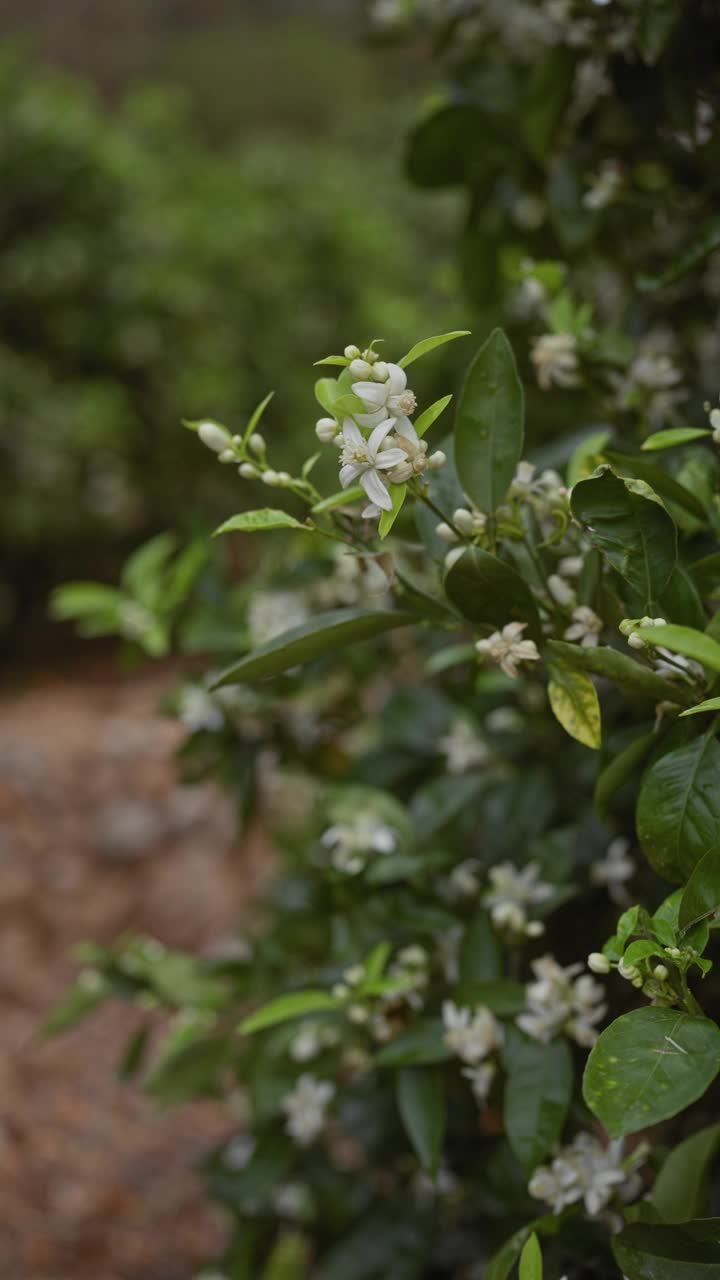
<box><xmin>0</xmin><ymin>662</ymin><xmax>268</xmax><ymax>1280</ymax></box>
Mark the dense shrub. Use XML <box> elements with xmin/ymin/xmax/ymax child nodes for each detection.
<box><xmin>53</xmin><ymin>2</ymin><xmax>720</xmax><ymax>1278</ymax></box>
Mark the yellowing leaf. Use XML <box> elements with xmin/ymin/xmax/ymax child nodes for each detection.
<box><xmin>547</xmin><ymin>663</ymin><xmax>601</xmax><ymax>749</ymax></box>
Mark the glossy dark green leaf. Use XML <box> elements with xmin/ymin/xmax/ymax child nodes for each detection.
<box><xmin>458</xmin><ymin>911</ymin><xmax>502</xmax><ymax>984</ymax></box>
<box><xmin>395</xmin><ymin>1067</ymin><xmax>446</xmax><ymax>1174</ymax></box>
<box><xmin>213</xmin><ymin>609</ymin><xmax>417</xmax><ymax>686</ymax></box>
<box><xmin>679</xmin><ymin>849</ymin><xmax>720</xmax><ymax>932</ymax></box>
<box><xmin>604</xmin><ymin>450</ymin><xmax>707</xmax><ymax>523</ymax></box>
<box><xmin>652</xmin><ymin>1125</ymin><xmax>720</xmax><ymax>1222</ymax></box>
<box><xmin>502</xmin><ymin>1028</ymin><xmax>573</xmax><ymax>1172</ymax></box>
<box><xmin>570</xmin><ymin>467</ymin><xmax>677</xmax><ymax>605</ymax></box>
<box><xmin>375</xmin><ymin>1019</ymin><xmax>451</xmax><ymax>1067</ymax></box>
<box><xmin>444</xmin><ymin>547</ymin><xmax>541</xmax><ymax>641</ymax></box>
<box><xmin>544</xmin><ymin>640</ymin><xmax>694</xmax><ymax>706</ymax></box>
<box><xmin>455</xmin><ymin>980</ymin><xmax>526</xmax><ymax>1016</ymax></box>
<box><xmin>613</xmin><ymin>1219</ymin><xmax>720</xmax><ymax>1280</ymax></box>
<box><xmin>455</xmin><ymin>328</ymin><xmax>524</xmax><ymax>515</ymax></box>
<box><xmin>583</xmin><ymin>1007</ymin><xmax>720</xmax><ymax>1137</ymax></box>
<box><xmin>594</xmin><ymin>729</ymin><xmax>657</xmax><ymax>820</ymax></box>
<box><xmin>636</xmin><ymin>736</ymin><xmax>720</xmax><ymax>882</ymax></box>
<box><xmin>659</xmin><ymin>563</ymin><xmax>707</xmax><ymax>631</ymax></box>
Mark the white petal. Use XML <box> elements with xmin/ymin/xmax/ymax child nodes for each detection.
<box><xmin>340</xmin><ymin>463</ymin><xmax>362</xmax><ymax>488</ymax></box>
<box><xmin>374</xmin><ymin>447</ymin><xmax>406</xmax><ymax>470</ymax></box>
<box><xmin>392</xmin><ymin>416</ymin><xmax>419</xmax><ymax>443</ymax></box>
<box><xmin>341</xmin><ymin>419</ymin><xmax>365</xmax><ymax>449</ymax></box>
<box><xmin>355</xmin><ymin>409</ymin><xmax>388</xmax><ymax>430</ymax></box>
<box><xmin>386</xmin><ymin>363</ymin><xmax>407</xmax><ymax>396</ymax></box>
<box><xmin>367</xmin><ymin>417</ymin><xmax>397</xmax><ymax>457</ymax></box>
<box><xmin>353</xmin><ymin>382</ymin><xmax>388</xmax><ymax>410</ymax></box>
<box><xmin>362</xmin><ymin>502</ymin><xmax>382</xmax><ymax>519</ymax></box>
<box><xmin>360</xmin><ymin>468</ymin><xmax>392</xmax><ymax>510</ymax></box>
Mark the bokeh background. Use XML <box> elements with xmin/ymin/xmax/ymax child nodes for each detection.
<box><xmin>0</xmin><ymin>4</ymin><xmax>464</xmax><ymax>1277</ymax></box>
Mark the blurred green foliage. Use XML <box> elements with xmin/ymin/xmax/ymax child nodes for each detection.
<box><xmin>0</xmin><ymin>43</ymin><xmax>459</xmax><ymax>634</ymax></box>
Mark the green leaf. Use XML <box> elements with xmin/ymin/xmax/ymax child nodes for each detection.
<box><xmin>594</xmin><ymin>729</ymin><xmax>657</xmax><ymax>820</ymax></box>
<box><xmin>239</xmin><ymin>991</ymin><xmax>341</xmax><ymax>1034</ymax></box>
<box><xmin>642</xmin><ymin>428</ymin><xmax>712</xmax><ymax>451</ymax></box>
<box><xmin>213</xmin><ymin>509</ymin><xmax>307</xmax><ymax>536</ymax></box>
<box><xmin>117</xmin><ymin>1023</ymin><xmax>151</xmax><ymax>1081</ymax></box>
<box><xmin>50</xmin><ymin>582</ymin><xmax>124</xmax><ymax>621</ymax></box>
<box><xmin>636</xmin><ymin>623</ymin><xmax>720</xmax><ymax>674</ymax></box>
<box><xmin>519</xmin><ymin>1233</ymin><xmax>543</xmax><ymax>1280</ymax></box>
<box><xmin>502</xmin><ymin>1028</ymin><xmax>573</xmax><ymax>1173</ymax></box>
<box><xmin>313</xmin><ymin>354</ymin><xmax>349</xmax><ymax>367</ymax></box>
<box><xmin>406</xmin><ymin>103</ymin><xmax>485</xmax><ymax>189</ymax></box>
<box><xmin>659</xmin><ymin>562</ymin><xmax>708</xmax><ymax>630</ymax></box>
<box><xmin>455</xmin><ymin>328</ymin><xmax>524</xmax><ymax>515</ymax></box>
<box><xmin>583</xmin><ymin>1007</ymin><xmax>720</xmax><ymax>1137</ymax></box>
<box><xmin>311</xmin><ymin>485</ymin><xmax>365</xmax><ymax>513</ymax></box>
<box><xmin>241</xmin><ymin>390</ymin><xmax>275</xmax><ymax>448</ymax></box>
<box><xmin>315</xmin><ymin>377</ymin><xmax>342</xmax><ymax>416</ymax></box>
<box><xmin>545</xmin><ymin>640</ymin><xmax>693</xmax><ymax>706</ymax></box>
<box><xmin>398</xmin><ymin>331</ymin><xmax>470</xmax><ymax>369</ymax></box>
<box><xmin>604</xmin><ymin>450</ymin><xmax>708</xmax><ymax>523</ymax></box>
<box><xmin>378</xmin><ymin>484</ymin><xmax>407</xmax><ymax>539</ymax></box>
<box><xmin>415</xmin><ymin>394</ymin><xmax>453</xmax><ymax>438</ymax></box>
<box><xmin>262</xmin><ymin>1232</ymin><xmax>309</xmax><ymax>1280</ymax></box>
<box><xmin>679</xmin><ymin>849</ymin><xmax>720</xmax><ymax>932</ymax></box>
<box><xmin>638</xmin><ymin>216</ymin><xmax>720</xmax><ymax>290</ymax></box>
<box><xmin>454</xmin><ymin>980</ymin><xmax>526</xmax><ymax>1016</ymax></box>
<box><xmin>613</xmin><ymin>1219</ymin><xmax>720</xmax><ymax>1280</ymax></box>
<box><xmin>213</xmin><ymin>608</ymin><xmax>417</xmax><ymax>687</ymax></box>
<box><xmin>375</xmin><ymin>1019</ymin><xmax>451</xmax><ymax>1067</ymax></box>
<box><xmin>444</xmin><ymin>548</ymin><xmax>541</xmax><ymax>641</ymax></box>
<box><xmin>547</xmin><ymin>663</ymin><xmax>602</xmax><ymax>749</ymax></box>
<box><xmin>570</xmin><ymin>467</ymin><xmax>677</xmax><ymax>605</ymax></box>
<box><xmin>681</xmin><ymin>697</ymin><xmax>720</xmax><ymax>718</ymax></box>
<box><xmin>332</xmin><ymin>392</ymin><xmax>367</xmax><ymax>417</ymax></box>
<box><xmin>636</xmin><ymin>736</ymin><xmax>720</xmax><ymax>882</ymax></box>
<box><xmin>566</xmin><ymin>429</ymin><xmax>612</xmax><ymax>488</ymax></box>
<box><xmin>121</xmin><ymin>532</ymin><xmax>177</xmax><ymax>603</ymax></box>
<box><xmin>458</xmin><ymin>911</ymin><xmax>502</xmax><ymax>984</ymax></box>
<box><xmin>395</xmin><ymin>1067</ymin><xmax>445</xmax><ymax>1174</ymax></box>
<box><xmin>652</xmin><ymin>1125</ymin><xmax>720</xmax><ymax>1223</ymax></box>
<box><xmin>486</xmin><ymin>1215</ymin><xmax>564</xmax><ymax>1280</ymax></box>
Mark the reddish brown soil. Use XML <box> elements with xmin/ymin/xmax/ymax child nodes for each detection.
<box><xmin>0</xmin><ymin>663</ymin><xmax>268</xmax><ymax>1280</ymax></box>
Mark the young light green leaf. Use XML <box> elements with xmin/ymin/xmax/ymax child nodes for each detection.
<box><xmin>547</xmin><ymin>663</ymin><xmax>602</xmax><ymax>749</ymax></box>
<box><xmin>213</xmin><ymin>509</ymin><xmax>308</xmax><ymax>536</ymax></box>
<box><xmin>583</xmin><ymin>1007</ymin><xmax>720</xmax><ymax>1137</ymax></box>
<box><xmin>395</xmin><ymin>1067</ymin><xmax>446</xmax><ymax>1173</ymax></box>
<box><xmin>241</xmin><ymin>390</ymin><xmax>275</xmax><ymax>448</ymax></box>
<box><xmin>636</xmin><ymin>623</ymin><xmax>720</xmax><ymax>674</ymax></box>
<box><xmin>302</xmin><ymin>452</ymin><xmax>321</xmax><ymax>478</ymax></box>
<box><xmin>455</xmin><ymin>328</ymin><xmax>524</xmax><ymax>515</ymax></box>
<box><xmin>398</xmin><ymin>330</ymin><xmax>470</xmax><ymax>369</ymax></box>
<box><xmin>502</xmin><ymin>1028</ymin><xmax>573</xmax><ymax>1173</ymax></box>
<box><xmin>566</xmin><ymin>428</ymin><xmax>612</xmax><ymax>488</ymax></box>
<box><xmin>570</xmin><ymin>467</ymin><xmax>677</xmax><ymax>605</ymax></box>
<box><xmin>240</xmin><ymin>990</ymin><xmax>341</xmax><ymax>1035</ymax></box>
<box><xmin>613</xmin><ymin>1219</ymin><xmax>720</xmax><ymax>1280</ymax></box>
<box><xmin>378</xmin><ymin>483</ymin><xmax>407</xmax><ymax>539</ymax></box>
<box><xmin>332</xmin><ymin>392</ymin><xmax>367</xmax><ymax>417</ymax></box>
<box><xmin>641</xmin><ymin>427</ymin><xmax>712</xmax><ymax>451</ymax></box>
<box><xmin>313</xmin><ymin>354</ymin><xmax>350</xmax><ymax>367</ymax></box>
<box><xmin>651</xmin><ymin>1123</ymin><xmax>720</xmax><ymax>1222</ymax></box>
<box><xmin>212</xmin><ymin>608</ymin><xmax>417</xmax><ymax>687</ymax></box>
<box><xmin>415</xmin><ymin>394</ymin><xmax>453</xmax><ymax>438</ymax></box>
<box><xmin>680</xmin><ymin>697</ymin><xmax>720</xmax><ymax>718</ymax></box>
<box><xmin>679</xmin><ymin>848</ymin><xmax>720</xmax><ymax>933</ymax></box>
<box><xmin>637</xmin><ymin>736</ymin><xmax>720</xmax><ymax>882</ymax></box>
<box><xmin>486</xmin><ymin>1216</ymin><xmax>564</xmax><ymax>1280</ymax></box>
<box><xmin>444</xmin><ymin>548</ymin><xmax>541</xmax><ymax>641</ymax></box>
<box><xmin>311</xmin><ymin>485</ymin><xmax>365</xmax><ymax>513</ymax></box>
<box><xmin>315</xmin><ymin>377</ymin><xmax>341</xmax><ymax>416</ymax></box>
<box><xmin>519</xmin><ymin>1233</ymin><xmax>543</xmax><ymax>1280</ymax></box>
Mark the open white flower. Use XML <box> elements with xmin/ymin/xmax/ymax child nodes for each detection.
<box><xmin>529</xmin><ymin>1133</ymin><xmax>643</xmax><ymax>1218</ymax></box>
<box><xmin>438</xmin><ymin>718</ymin><xmax>490</xmax><ymax>773</ymax></box>
<box><xmin>281</xmin><ymin>1074</ymin><xmax>335</xmax><ymax>1146</ymax></box>
<box><xmin>476</xmin><ymin>622</ymin><xmax>541</xmax><ymax>678</ymax></box>
<box><xmin>564</xmin><ymin>605</ymin><xmax>603</xmax><ymax>647</ymax></box>
<box><xmin>351</xmin><ymin>363</ymin><xmax>419</xmax><ymax>439</ymax></box>
<box><xmin>463</xmin><ymin>1062</ymin><xmax>496</xmax><ymax>1106</ymax></box>
<box><xmin>483</xmin><ymin>861</ymin><xmax>553</xmax><ymax>934</ymax></box>
<box><xmin>442</xmin><ymin>1000</ymin><xmax>502</xmax><ymax>1064</ymax></box>
<box><xmin>321</xmin><ymin>812</ymin><xmax>397</xmax><ymax>876</ymax></box>
<box><xmin>591</xmin><ymin>836</ymin><xmax>634</xmax><ymax>904</ymax></box>
<box><xmin>530</xmin><ymin>332</ymin><xmax>580</xmax><ymax>390</ymax></box>
<box><xmin>339</xmin><ymin>418</ymin><xmax>406</xmax><ymax>514</ymax></box>
<box><xmin>517</xmin><ymin>954</ymin><xmax>606</xmax><ymax>1047</ymax></box>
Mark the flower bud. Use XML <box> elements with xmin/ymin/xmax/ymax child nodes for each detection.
<box><xmin>276</xmin><ymin>471</ymin><xmax>292</xmax><ymax>486</ymax></box>
<box><xmin>653</xmin><ymin>964</ymin><xmax>669</xmax><ymax>981</ymax></box>
<box><xmin>239</xmin><ymin>462</ymin><xmax>260</xmax><ymax>479</ymax></box>
<box><xmin>348</xmin><ymin>1003</ymin><xmax>370</xmax><ymax>1024</ymax></box>
<box><xmin>219</xmin><ymin>449</ymin><xmax>236</xmax><ymax>463</ymax></box>
<box><xmin>249</xmin><ymin>432</ymin><xmax>266</xmax><ymax>456</ymax></box>
<box><xmin>632</xmin><ymin>974</ymin><xmax>644</xmax><ymax>988</ymax></box>
<box><xmin>445</xmin><ymin>547</ymin><xmax>465</xmax><ymax>572</ymax></box>
<box><xmin>453</xmin><ymin>508</ymin><xmax>476</xmax><ymax>536</ymax></box>
<box><xmin>628</xmin><ymin>632</ymin><xmax>646</xmax><ymax>650</ymax></box>
<box><xmin>652</xmin><ymin>617</ymin><xmax>667</xmax><ymax>627</ymax></box>
<box><xmin>372</xmin><ymin>361</ymin><xmax>389</xmax><ymax>382</ymax></box>
<box><xmin>198</xmin><ymin>421</ymin><xmax>232</xmax><ymax>453</ymax></box>
<box><xmin>618</xmin><ymin>619</ymin><xmax>636</xmax><ymax>637</ymax></box>
<box><xmin>332</xmin><ymin>983</ymin><xmax>349</xmax><ymax>1000</ymax></box>
<box><xmin>666</xmin><ymin>946</ymin><xmax>683</xmax><ymax>959</ymax></box>
<box><xmin>548</xmin><ymin>573</ymin><xmax>576</xmax><ymax>606</ymax></box>
<box><xmin>435</xmin><ymin>522</ymin><xmax>457</xmax><ymax>543</ymax></box>
<box><xmin>361</xmin><ymin>348</ymin><xmax>379</xmax><ymax>364</ymax></box>
<box><xmin>262</xmin><ymin>469</ymin><xmax>280</xmax><ymax>486</ymax></box>
<box><xmin>388</xmin><ymin>460</ymin><xmax>414</xmax><ymax>484</ymax></box>
<box><xmin>349</xmin><ymin>358</ymin><xmax>373</xmax><ymax>380</ymax></box>
<box><xmin>344</xmin><ymin>344</ymin><xmax>361</xmax><ymax>360</ymax></box>
<box><xmin>316</xmin><ymin>417</ymin><xmax>339</xmax><ymax>443</ymax></box>
<box><xmin>428</xmin><ymin>450</ymin><xmax>447</xmax><ymax>470</ymax></box>
<box><xmin>588</xmin><ymin>952</ymin><xmax>611</xmax><ymax>974</ymax></box>
<box><xmin>618</xmin><ymin>961</ymin><xmax>639</xmax><ymax>981</ymax></box>
<box><xmin>526</xmin><ymin>920</ymin><xmax>545</xmax><ymax>938</ymax></box>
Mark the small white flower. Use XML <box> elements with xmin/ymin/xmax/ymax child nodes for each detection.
<box><xmin>517</xmin><ymin>954</ymin><xmax>606</xmax><ymax>1047</ymax></box>
<box><xmin>281</xmin><ymin>1074</ymin><xmax>335</xmax><ymax>1146</ymax></box>
<box><xmin>463</xmin><ymin>1062</ymin><xmax>496</xmax><ymax>1106</ymax></box>
<box><xmin>178</xmin><ymin>684</ymin><xmax>225</xmax><ymax>733</ymax></box>
<box><xmin>476</xmin><ymin>622</ymin><xmax>541</xmax><ymax>679</ymax></box>
<box><xmin>438</xmin><ymin>718</ymin><xmax>490</xmax><ymax>774</ymax></box>
<box><xmin>223</xmin><ymin>1134</ymin><xmax>256</xmax><ymax>1170</ymax></box>
<box><xmin>653</xmin><ymin>648</ymin><xmax>704</xmax><ymax>681</ymax></box>
<box><xmin>710</xmin><ymin>406</ymin><xmax>720</xmax><ymax>443</ymax></box>
<box><xmin>338</xmin><ymin>418</ymin><xmax>406</xmax><ymax>514</ymax></box>
<box><xmin>351</xmin><ymin>363</ymin><xmax>418</xmax><ymax>439</ymax></box>
<box><xmin>484</xmin><ymin>861</ymin><xmax>553</xmax><ymax>935</ymax></box>
<box><xmin>548</xmin><ymin>574</ymin><xmax>576</xmax><ymax>608</ymax></box>
<box><xmin>530</xmin><ymin>333</ymin><xmax>580</xmax><ymax>390</ymax></box>
<box><xmin>591</xmin><ymin>836</ymin><xmax>634</xmax><ymax>904</ymax></box>
<box><xmin>198</xmin><ymin>421</ymin><xmax>232</xmax><ymax>453</ymax></box>
<box><xmin>248</xmin><ymin>591</ymin><xmax>308</xmax><ymax>646</ymax></box>
<box><xmin>582</xmin><ymin>160</ymin><xmax>622</xmax><ymax>210</ymax></box>
<box><xmin>564</xmin><ymin>605</ymin><xmax>603</xmax><ymax>648</ymax></box>
<box><xmin>321</xmin><ymin>813</ymin><xmax>398</xmax><ymax>876</ymax></box>
<box><xmin>289</xmin><ymin>1021</ymin><xmax>340</xmax><ymax>1063</ymax></box>
<box><xmin>442</xmin><ymin>858</ymin><xmax>483</xmax><ymax>901</ymax></box>
<box><xmin>529</xmin><ymin>1133</ymin><xmax>643</xmax><ymax>1219</ymax></box>
<box><xmin>442</xmin><ymin>1000</ymin><xmax>502</xmax><ymax>1065</ymax></box>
